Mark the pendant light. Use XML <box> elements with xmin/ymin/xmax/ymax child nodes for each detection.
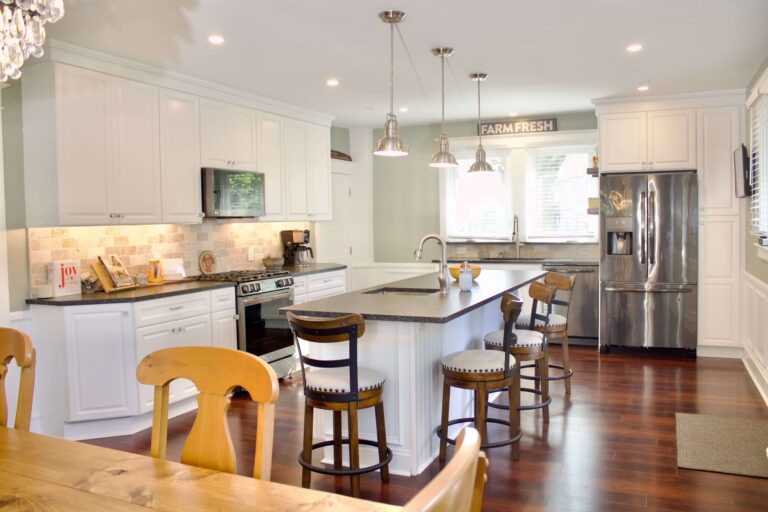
<box><xmin>373</xmin><ymin>10</ymin><xmax>408</xmax><ymax>157</ymax></box>
<box><xmin>428</xmin><ymin>47</ymin><xmax>457</xmax><ymax>168</ymax></box>
<box><xmin>468</xmin><ymin>73</ymin><xmax>494</xmax><ymax>172</ymax></box>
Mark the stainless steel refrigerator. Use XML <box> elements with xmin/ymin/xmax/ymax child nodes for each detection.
<box><xmin>599</xmin><ymin>171</ymin><xmax>698</xmax><ymax>350</ymax></box>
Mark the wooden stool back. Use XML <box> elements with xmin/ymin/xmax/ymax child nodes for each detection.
<box><xmin>405</xmin><ymin>427</ymin><xmax>488</xmax><ymax>512</ymax></box>
<box><xmin>545</xmin><ymin>272</ymin><xmax>577</xmax><ymax>317</ymax></box>
<box><xmin>136</xmin><ymin>346</ymin><xmax>279</xmax><ymax>480</ymax></box>
<box><xmin>499</xmin><ymin>294</ymin><xmax>524</xmax><ymax>372</ymax></box>
<box><xmin>0</xmin><ymin>328</ymin><xmax>35</xmax><ymax>430</ymax></box>
<box><xmin>526</xmin><ymin>281</ymin><xmax>557</xmax><ymax>334</ymax></box>
<box><xmin>287</xmin><ymin>312</ymin><xmax>365</xmax><ymax>403</ymax></box>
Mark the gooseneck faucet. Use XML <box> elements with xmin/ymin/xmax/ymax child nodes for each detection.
<box><xmin>415</xmin><ymin>233</ymin><xmax>450</xmax><ymax>294</ymax></box>
<box><xmin>512</xmin><ymin>214</ymin><xmax>523</xmax><ymax>259</ymax></box>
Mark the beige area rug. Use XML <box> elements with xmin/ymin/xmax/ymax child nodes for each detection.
<box><xmin>676</xmin><ymin>413</ymin><xmax>768</xmax><ymax>478</ymax></box>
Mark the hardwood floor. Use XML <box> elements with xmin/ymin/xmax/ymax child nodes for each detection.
<box><xmin>85</xmin><ymin>346</ymin><xmax>768</xmax><ymax>511</ymax></box>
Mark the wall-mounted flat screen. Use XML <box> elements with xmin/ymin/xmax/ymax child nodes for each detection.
<box><xmin>734</xmin><ymin>143</ymin><xmax>753</xmax><ymax>198</ymax></box>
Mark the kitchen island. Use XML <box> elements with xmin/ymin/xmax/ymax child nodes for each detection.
<box><xmin>281</xmin><ymin>269</ymin><xmax>544</xmax><ymax>476</ymax></box>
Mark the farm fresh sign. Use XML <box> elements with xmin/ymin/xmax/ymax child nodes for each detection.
<box><xmin>479</xmin><ymin>118</ymin><xmax>557</xmax><ymax>136</ymax></box>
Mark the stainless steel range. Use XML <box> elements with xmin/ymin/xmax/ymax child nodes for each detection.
<box><xmin>199</xmin><ymin>270</ymin><xmax>297</xmax><ymax>377</ymax></box>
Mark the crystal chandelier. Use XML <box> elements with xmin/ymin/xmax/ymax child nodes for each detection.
<box><xmin>0</xmin><ymin>0</ymin><xmax>65</xmax><ymax>82</ymax></box>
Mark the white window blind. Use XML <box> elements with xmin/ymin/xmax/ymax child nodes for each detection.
<box><xmin>524</xmin><ymin>146</ymin><xmax>597</xmax><ymax>240</ymax></box>
<box><xmin>444</xmin><ymin>155</ymin><xmax>512</xmax><ymax>240</ymax></box>
<box><xmin>751</xmin><ymin>95</ymin><xmax>768</xmax><ymax>235</ymax></box>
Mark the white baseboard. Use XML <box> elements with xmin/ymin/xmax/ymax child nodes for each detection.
<box><xmin>697</xmin><ymin>346</ymin><xmax>743</xmax><ymax>358</ymax></box>
<box><xmin>743</xmin><ymin>343</ymin><xmax>768</xmax><ymax>407</ymax></box>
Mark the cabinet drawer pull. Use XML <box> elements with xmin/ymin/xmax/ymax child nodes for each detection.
<box><xmin>169</xmin><ymin>306</ymin><xmax>184</xmax><ymax>311</ymax></box>
<box><xmin>218</xmin><ymin>296</ymin><xmax>229</xmax><ymax>302</ymax></box>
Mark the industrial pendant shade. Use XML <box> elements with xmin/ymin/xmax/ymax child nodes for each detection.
<box><xmin>373</xmin><ymin>10</ymin><xmax>408</xmax><ymax>157</ymax></box>
<box><xmin>468</xmin><ymin>72</ymin><xmax>494</xmax><ymax>172</ymax></box>
<box><xmin>428</xmin><ymin>47</ymin><xmax>457</xmax><ymax>168</ymax></box>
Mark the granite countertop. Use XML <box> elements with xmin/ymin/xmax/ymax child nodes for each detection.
<box><xmin>280</xmin><ymin>269</ymin><xmax>544</xmax><ymax>324</ymax></box>
<box><xmin>26</xmin><ymin>280</ymin><xmax>235</xmax><ymax>306</ymax></box>
<box><xmin>440</xmin><ymin>258</ymin><xmax>598</xmax><ymax>266</ymax></box>
<box><xmin>282</xmin><ymin>263</ymin><xmax>347</xmax><ymax>277</ymax></box>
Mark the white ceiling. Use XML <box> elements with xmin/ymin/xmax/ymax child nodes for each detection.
<box><xmin>47</xmin><ymin>0</ymin><xmax>768</xmax><ymax>128</ymax></box>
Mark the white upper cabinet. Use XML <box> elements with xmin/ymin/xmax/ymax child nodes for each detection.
<box><xmin>697</xmin><ymin>106</ymin><xmax>741</xmax><ymax>215</ymax></box>
<box><xmin>599</xmin><ymin>112</ymin><xmax>647</xmax><ymax>172</ymax></box>
<box><xmin>257</xmin><ymin>112</ymin><xmax>286</xmax><ymax>221</ymax></box>
<box><xmin>160</xmin><ymin>89</ymin><xmax>202</xmax><ymax>224</ymax></box>
<box><xmin>200</xmin><ymin>99</ymin><xmax>257</xmax><ymax>170</ymax></box>
<box><xmin>111</xmin><ymin>79</ymin><xmax>162</xmax><ymax>224</ymax></box>
<box><xmin>599</xmin><ymin>109</ymin><xmax>696</xmax><ymax>172</ymax></box>
<box><xmin>646</xmin><ymin>109</ymin><xmax>696</xmax><ymax>170</ymax></box>
<box><xmin>285</xmin><ymin>119</ymin><xmax>331</xmax><ymax>220</ymax></box>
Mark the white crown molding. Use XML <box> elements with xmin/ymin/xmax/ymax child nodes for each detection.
<box><xmin>42</xmin><ymin>39</ymin><xmax>335</xmax><ymax>126</ymax></box>
<box><xmin>592</xmin><ymin>88</ymin><xmax>746</xmax><ymax>114</ymax></box>
<box><xmin>746</xmin><ymin>66</ymin><xmax>768</xmax><ymax>108</ymax></box>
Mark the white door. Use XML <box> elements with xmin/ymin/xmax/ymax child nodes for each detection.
<box><xmin>697</xmin><ymin>106</ymin><xmax>740</xmax><ymax>215</ymax></box>
<box><xmin>285</xmin><ymin>120</ymin><xmax>309</xmax><ymax>219</ymax></box>
<box><xmin>160</xmin><ymin>89</ymin><xmax>202</xmax><ymax>224</ymax></box>
<box><xmin>698</xmin><ymin>216</ymin><xmax>739</xmax><ymax>347</ymax></box>
<box><xmin>307</xmin><ymin>123</ymin><xmax>331</xmax><ymax>220</ymax></box>
<box><xmin>230</xmin><ymin>105</ymin><xmax>257</xmax><ymax>170</ymax></box>
<box><xmin>200</xmin><ymin>99</ymin><xmax>233</xmax><ymax>168</ymax></box>
<box><xmin>257</xmin><ymin>112</ymin><xmax>285</xmax><ymax>220</ymax></box>
<box><xmin>211</xmin><ymin>309</ymin><xmax>237</xmax><ymax>350</ymax></box>
<box><xmin>647</xmin><ymin>109</ymin><xmax>696</xmax><ymax>170</ymax></box>
<box><xmin>55</xmin><ymin>65</ymin><xmax>112</xmax><ymax>225</ymax></box>
<box><xmin>111</xmin><ymin>78</ymin><xmax>162</xmax><ymax>224</ymax></box>
<box><xmin>316</xmin><ymin>172</ymin><xmax>352</xmax><ymax>263</ymax></box>
<box><xmin>134</xmin><ymin>320</ymin><xmax>176</xmax><ymax>414</ymax></box>
<box><xmin>598</xmin><ymin>112</ymin><xmax>647</xmax><ymax>172</ymax></box>
<box><xmin>65</xmin><ymin>305</ymin><xmax>137</xmax><ymax>421</ymax></box>
<box><xmin>172</xmin><ymin>314</ymin><xmax>212</xmax><ymax>400</ymax></box>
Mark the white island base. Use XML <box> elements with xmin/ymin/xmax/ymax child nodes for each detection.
<box><xmin>311</xmin><ymin>297</ymin><xmax>505</xmax><ymax>476</ymax></box>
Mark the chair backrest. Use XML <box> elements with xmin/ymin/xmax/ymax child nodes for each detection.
<box><xmin>499</xmin><ymin>294</ymin><xmax>524</xmax><ymax>374</ymax></box>
<box><xmin>0</xmin><ymin>327</ymin><xmax>35</xmax><ymax>431</ymax></box>
<box><xmin>286</xmin><ymin>312</ymin><xmax>365</xmax><ymax>403</ymax></box>
<box><xmin>403</xmin><ymin>427</ymin><xmax>488</xmax><ymax>512</ymax></box>
<box><xmin>526</xmin><ymin>281</ymin><xmax>557</xmax><ymax>335</ymax></box>
<box><xmin>544</xmin><ymin>271</ymin><xmax>577</xmax><ymax>316</ymax></box>
<box><xmin>136</xmin><ymin>346</ymin><xmax>279</xmax><ymax>480</ymax></box>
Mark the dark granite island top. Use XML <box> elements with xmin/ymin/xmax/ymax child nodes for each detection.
<box><xmin>280</xmin><ymin>269</ymin><xmax>544</xmax><ymax>323</ymax></box>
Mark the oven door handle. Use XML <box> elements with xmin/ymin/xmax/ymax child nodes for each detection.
<box><xmin>240</xmin><ymin>288</ymin><xmax>293</xmax><ymax>307</ymax></box>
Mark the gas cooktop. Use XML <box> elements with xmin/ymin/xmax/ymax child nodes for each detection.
<box><xmin>199</xmin><ymin>270</ymin><xmax>293</xmax><ymax>297</ymax></box>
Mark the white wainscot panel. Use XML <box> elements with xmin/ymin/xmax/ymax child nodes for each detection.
<box><xmin>742</xmin><ymin>274</ymin><xmax>768</xmax><ymax>406</ymax></box>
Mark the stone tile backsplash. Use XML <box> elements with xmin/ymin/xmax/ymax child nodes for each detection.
<box><xmin>447</xmin><ymin>242</ymin><xmax>599</xmax><ymax>261</ymax></box>
<box><xmin>27</xmin><ymin>221</ymin><xmax>309</xmax><ymax>295</ymax></box>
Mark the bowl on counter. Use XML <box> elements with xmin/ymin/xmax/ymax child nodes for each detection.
<box><xmin>448</xmin><ymin>264</ymin><xmax>481</xmax><ymax>281</ymax></box>
<box><xmin>262</xmin><ymin>256</ymin><xmax>284</xmax><ymax>270</ymax></box>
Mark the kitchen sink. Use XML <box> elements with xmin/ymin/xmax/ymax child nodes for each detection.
<box><xmin>363</xmin><ymin>287</ymin><xmax>440</xmax><ymax>296</ymax></box>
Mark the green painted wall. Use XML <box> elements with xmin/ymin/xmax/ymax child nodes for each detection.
<box><xmin>372</xmin><ymin>111</ymin><xmax>597</xmax><ymax>262</ymax></box>
<box><xmin>745</xmin><ymin>51</ymin><xmax>768</xmax><ymax>284</ymax></box>
<box><xmin>330</xmin><ymin>126</ymin><xmax>350</xmax><ymax>155</ymax></box>
<box><xmin>2</xmin><ymin>83</ymin><xmax>29</xmax><ymax>312</ymax></box>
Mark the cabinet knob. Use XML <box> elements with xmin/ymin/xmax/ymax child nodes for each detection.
<box><xmin>649</xmin><ymin>161</ymin><xmax>654</xmax><ymax>167</ymax></box>
<box><xmin>642</xmin><ymin>161</ymin><xmax>647</xmax><ymax>167</ymax></box>
<box><xmin>233</xmin><ymin>314</ymin><xmax>239</xmax><ymax>320</ymax></box>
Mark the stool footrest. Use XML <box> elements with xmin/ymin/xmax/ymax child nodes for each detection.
<box><xmin>435</xmin><ymin>417</ymin><xmax>522</xmax><ymax>450</ymax></box>
<box><xmin>298</xmin><ymin>439</ymin><xmax>393</xmax><ymax>477</ymax></box>
<box><xmin>520</xmin><ymin>363</ymin><xmax>573</xmax><ymax>382</ymax></box>
<box><xmin>488</xmin><ymin>387</ymin><xmax>551</xmax><ymax>411</ymax></box>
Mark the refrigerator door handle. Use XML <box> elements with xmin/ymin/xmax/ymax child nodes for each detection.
<box><xmin>604</xmin><ymin>284</ymin><xmax>694</xmax><ymax>293</ymax></box>
<box><xmin>639</xmin><ymin>191</ymin><xmax>646</xmax><ymax>264</ymax></box>
<box><xmin>648</xmin><ymin>186</ymin><xmax>656</xmax><ymax>266</ymax></box>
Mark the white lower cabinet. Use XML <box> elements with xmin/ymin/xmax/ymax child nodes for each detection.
<box><xmin>211</xmin><ymin>310</ymin><xmax>238</xmax><ymax>350</ymax></box>
<box><xmin>64</xmin><ymin>304</ymin><xmax>137</xmax><ymax>422</ymax></box>
<box><xmin>292</xmin><ymin>270</ymin><xmax>347</xmax><ymax>304</ymax></box>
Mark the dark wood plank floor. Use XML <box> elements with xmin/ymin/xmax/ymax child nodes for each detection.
<box><xmin>85</xmin><ymin>346</ymin><xmax>768</xmax><ymax>511</ymax></box>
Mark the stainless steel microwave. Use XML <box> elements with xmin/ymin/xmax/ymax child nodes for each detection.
<box><xmin>202</xmin><ymin>168</ymin><xmax>265</xmax><ymax>218</ymax></box>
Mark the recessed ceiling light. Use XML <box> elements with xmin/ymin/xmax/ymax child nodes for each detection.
<box><xmin>399</xmin><ymin>106</ymin><xmax>409</xmax><ymax>112</ymax></box>
<box><xmin>207</xmin><ymin>34</ymin><xmax>225</xmax><ymax>46</ymax></box>
<box><xmin>326</xmin><ymin>78</ymin><xmax>339</xmax><ymax>87</ymax></box>
<box><xmin>508</xmin><ymin>112</ymin><xmax>519</xmax><ymax>117</ymax></box>
<box><xmin>626</xmin><ymin>43</ymin><xmax>643</xmax><ymax>53</ymax></box>
<box><xmin>637</xmin><ymin>83</ymin><xmax>650</xmax><ymax>92</ymax></box>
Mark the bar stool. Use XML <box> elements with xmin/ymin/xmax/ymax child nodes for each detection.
<box><xmin>515</xmin><ymin>272</ymin><xmax>576</xmax><ymax>394</ymax></box>
<box><xmin>287</xmin><ymin>312</ymin><xmax>392</xmax><ymax>498</ymax></box>
<box><xmin>437</xmin><ymin>294</ymin><xmax>524</xmax><ymax>463</ymax></box>
<box><xmin>484</xmin><ymin>281</ymin><xmax>556</xmax><ymax>423</ymax></box>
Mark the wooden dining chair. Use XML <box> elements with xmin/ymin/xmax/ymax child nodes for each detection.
<box><xmin>0</xmin><ymin>327</ymin><xmax>35</xmax><ymax>431</ymax></box>
<box><xmin>404</xmin><ymin>427</ymin><xmax>488</xmax><ymax>512</ymax></box>
<box><xmin>136</xmin><ymin>346</ymin><xmax>279</xmax><ymax>480</ymax></box>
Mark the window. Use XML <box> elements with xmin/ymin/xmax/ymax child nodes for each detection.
<box><xmin>443</xmin><ymin>154</ymin><xmax>512</xmax><ymax>240</ymax></box>
<box><xmin>751</xmin><ymin>95</ymin><xmax>768</xmax><ymax>235</ymax></box>
<box><xmin>524</xmin><ymin>146</ymin><xmax>597</xmax><ymax>240</ymax></box>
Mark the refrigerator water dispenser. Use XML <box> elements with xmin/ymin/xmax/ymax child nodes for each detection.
<box><xmin>606</xmin><ymin>217</ymin><xmax>634</xmax><ymax>256</ymax></box>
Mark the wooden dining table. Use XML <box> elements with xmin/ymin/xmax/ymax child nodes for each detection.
<box><xmin>0</xmin><ymin>427</ymin><xmax>402</xmax><ymax>511</ymax></box>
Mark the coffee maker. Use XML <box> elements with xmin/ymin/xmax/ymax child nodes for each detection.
<box><xmin>281</xmin><ymin>229</ymin><xmax>314</xmax><ymax>266</ymax></box>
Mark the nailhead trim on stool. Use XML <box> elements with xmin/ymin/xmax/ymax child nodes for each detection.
<box><xmin>484</xmin><ymin>329</ymin><xmax>544</xmax><ymax>348</ymax></box>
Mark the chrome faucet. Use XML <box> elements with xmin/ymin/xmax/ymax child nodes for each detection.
<box><xmin>512</xmin><ymin>215</ymin><xmax>523</xmax><ymax>259</ymax></box>
<box><xmin>415</xmin><ymin>233</ymin><xmax>450</xmax><ymax>294</ymax></box>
